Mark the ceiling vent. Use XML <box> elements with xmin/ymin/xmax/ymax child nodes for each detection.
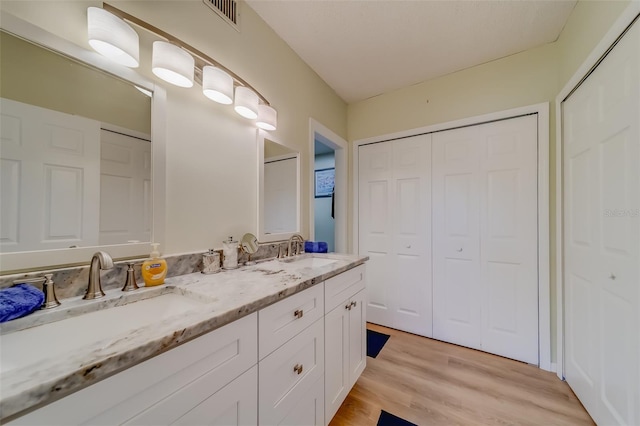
<box><xmin>203</xmin><ymin>0</ymin><xmax>240</xmax><ymax>31</ymax></box>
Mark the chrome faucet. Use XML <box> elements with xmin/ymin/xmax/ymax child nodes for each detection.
<box><xmin>287</xmin><ymin>234</ymin><xmax>305</xmax><ymax>257</ymax></box>
<box><xmin>84</xmin><ymin>251</ymin><xmax>114</xmax><ymax>300</ymax></box>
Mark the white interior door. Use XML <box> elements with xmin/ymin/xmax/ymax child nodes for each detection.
<box><xmin>563</xmin><ymin>18</ymin><xmax>639</xmax><ymax>426</ymax></box>
<box><xmin>358</xmin><ymin>134</ymin><xmax>432</xmax><ymax>337</ymax></box>
<box><xmin>99</xmin><ymin>129</ymin><xmax>151</xmax><ymax>245</ymax></box>
<box><xmin>432</xmin><ymin>115</ymin><xmax>539</xmax><ymax>364</ymax></box>
<box><xmin>0</xmin><ymin>98</ymin><xmax>100</xmax><ymax>252</ymax></box>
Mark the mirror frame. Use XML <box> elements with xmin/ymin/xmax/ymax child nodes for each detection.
<box><xmin>257</xmin><ymin>130</ymin><xmax>301</xmax><ymax>243</ymax></box>
<box><xmin>0</xmin><ymin>11</ymin><xmax>166</xmax><ymax>273</ymax></box>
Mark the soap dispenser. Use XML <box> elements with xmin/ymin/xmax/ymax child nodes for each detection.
<box><xmin>141</xmin><ymin>243</ymin><xmax>167</xmax><ymax>286</ymax></box>
<box><xmin>222</xmin><ymin>237</ymin><xmax>239</xmax><ymax>270</ymax></box>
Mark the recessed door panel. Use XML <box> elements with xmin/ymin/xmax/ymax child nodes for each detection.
<box><xmin>563</xmin><ymin>18</ymin><xmax>639</xmax><ymax>426</ymax></box>
<box><xmin>359</xmin><ymin>134</ymin><xmax>432</xmax><ymax>337</ymax></box>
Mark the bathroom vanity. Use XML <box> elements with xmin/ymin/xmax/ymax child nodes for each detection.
<box><xmin>0</xmin><ymin>254</ymin><xmax>367</xmax><ymax>425</ymax></box>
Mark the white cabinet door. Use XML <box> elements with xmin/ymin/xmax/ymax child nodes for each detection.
<box><xmin>0</xmin><ymin>98</ymin><xmax>100</xmax><ymax>252</ymax></box>
<box><xmin>173</xmin><ymin>366</ymin><xmax>257</xmax><ymax>426</ymax></box>
<box><xmin>324</xmin><ymin>300</ymin><xmax>349</xmax><ymax>422</ymax></box>
<box><xmin>324</xmin><ymin>289</ymin><xmax>366</xmax><ymax>424</ymax></box>
<box><xmin>432</xmin><ymin>115</ymin><xmax>538</xmax><ymax>364</ymax></box>
<box><xmin>348</xmin><ymin>290</ymin><xmax>366</xmax><ymax>387</ymax></box>
<box><xmin>358</xmin><ymin>134</ymin><xmax>432</xmax><ymax>337</ymax></box>
<box><xmin>563</xmin><ymin>18</ymin><xmax>639</xmax><ymax>426</ymax></box>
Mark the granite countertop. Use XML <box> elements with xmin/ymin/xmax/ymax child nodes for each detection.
<box><xmin>0</xmin><ymin>253</ymin><xmax>367</xmax><ymax>421</ymax></box>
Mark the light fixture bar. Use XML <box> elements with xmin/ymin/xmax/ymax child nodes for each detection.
<box><xmin>102</xmin><ymin>2</ymin><xmax>270</xmax><ymax>106</ymax></box>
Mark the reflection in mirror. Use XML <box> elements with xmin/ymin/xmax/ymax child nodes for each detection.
<box><xmin>258</xmin><ymin>136</ymin><xmax>300</xmax><ymax>242</ymax></box>
<box><xmin>0</xmin><ymin>30</ymin><xmax>152</xmax><ymax>254</ymax></box>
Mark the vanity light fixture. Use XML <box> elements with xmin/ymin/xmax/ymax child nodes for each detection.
<box><xmin>256</xmin><ymin>104</ymin><xmax>277</xmax><ymax>131</ymax></box>
<box><xmin>234</xmin><ymin>86</ymin><xmax>259</xmax><ymax>119</ymax></box>
<box><xmin>87</xmin><ymin>7</ymin><xmax>139</xmax><ymax>68</ymax></box>
<box><xmin>152</xmin><ymin>41</ymin><xmax>195</xmax><ymax>88</ymax></box>
<box><xmin>90</xmin><ymin>4</ymin><xmax>277</xmax><ymax>130</ymax></box>
<box><xmin>202</xmin><ymin>66</ymin><xmax>234</xmax><ymax>104</ymax></box>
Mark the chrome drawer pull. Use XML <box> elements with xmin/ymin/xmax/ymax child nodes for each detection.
<box><xmin>345</xmin><ymin>304</ymin><xmax>351</xmax><ymax>310</ymax></box>
<box><xmin>294</xmin><ymin>309</ymin><xmax>304</xmax><ymax>319</ymax></box>
<box><xmin>350</xmin><ymin>301</ymin><xmax>357</xmax><ymax>308</ymax></box>
<box><xmin>293</xmin><ymin>364</ymin><xmax>304</xmax><ymax>375</ymax></box>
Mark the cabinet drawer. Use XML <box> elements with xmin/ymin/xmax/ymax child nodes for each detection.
<box><xmin>324</xmin><ymin>265</ymin><xmax>366</xmax><ymax>313</ymax></box>
<box><xmin>259</xmin><ymin>319</ymin><xmax>324</xmax><ymax>426</ymax></box>
<box><xmin>10</xmin><ymin>313</ymin><xmax>258</xmax><ymax>426</ymax></box>
<box><xmin>259</xmin><ymin>284</ymin><xmax>324</xmax><ymax>360</ymax></box>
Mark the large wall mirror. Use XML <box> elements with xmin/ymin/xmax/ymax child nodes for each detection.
<box><xmin>257</xmin><ymin>132</ymin><xmax>300</xmax><ymax>242</ymax></box>
<box><xmin>0</xmin><ymin>12</ymin><xmax>166</xmax><ymax>272</ymax></box>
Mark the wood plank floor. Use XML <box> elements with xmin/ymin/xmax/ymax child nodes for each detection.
<box><xmin>330</xmin><ymin>323</ymin><xmax>593</xmax><ymax>426</ymax></box>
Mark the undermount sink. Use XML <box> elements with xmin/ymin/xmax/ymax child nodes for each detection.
<box><xmin>0</xmin><ymin>290</ymin><xmax>206</xmax><ymax>374</ymax></box>
<box><xmin>281</xmin><ymin>255</ymin><xmax>338</xmax><ymax>268</ymax></box>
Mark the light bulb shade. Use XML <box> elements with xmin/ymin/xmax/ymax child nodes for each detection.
<box><xmin>256</xmin><ymin>105</ymin><xmax>277</xmax><ymax>131</ymax></box>
<box><xmin>87</xmin><ymin>7</ymin><xmax>139</xmax><ymax>68</ymax></box>
<box><xmin>234</xmin><ymin>87</ymin><xmax>259</xmax><ymax>119</ymax></box>
<box><xmin>202</xmin><ymin>66</ymin><xmax>234</xmax><ymax>104</ymax></box>
<box><xmin>152</xmin><ymin>41</ymin><xmax>194</xmax><ymax>88</ymax></box>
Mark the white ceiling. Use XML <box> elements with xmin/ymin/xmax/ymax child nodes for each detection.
<box><xmin>246</xmin><ymin>0</ymin><xmax>577</xmax><ymax>103</ymax></box>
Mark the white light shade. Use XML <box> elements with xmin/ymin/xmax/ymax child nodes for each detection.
<box><xmin>202</xmin><ymin>66</ymin><xmax>233</xmax><ymax>104</ymax></box>
<box><xmin>234</xmin><ymin>87</ymin><xmax>259</xmax><ymax>119</ymax></box>
<box><xmin>87</xmin><ymin>7</ymin><xmax>139</xmax><ymax>68</ymax></box>
<box><xmin>152</xmin><ymin>41</ymin><xmax>194</xmax><ymax>88</ymax></box>
<box><xmin>256</xmin><ymin>105</ymin><xmax>277</xmax><ymax>131</ymax></box>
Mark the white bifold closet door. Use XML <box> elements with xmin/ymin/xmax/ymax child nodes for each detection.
<box><xmin>563</xmin><ymin>17</ymin><xmax>639</xmax><ymax>426</ymax></box>
<box><xmin>432</xmin><ymin>115</ymin><xmax>538</xmax><ymax>365</ymax></box>
<box><xmin>358</xmin><ymin>134</ymin><xmax>432</xmax><ymax>337</ymax></box>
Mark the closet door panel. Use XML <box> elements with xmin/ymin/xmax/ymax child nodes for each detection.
<box><xmin>359</xmin><ymin>135</ymin><xmax>432</xmax><ymax>337</ymax></box>
<box><xmin>433</xmin><ymin>128</ymin><xmax>481</xmax><ymax>349</ymax></box>
<box><xmin>480</xmin><ymin>115</ymin><xmax>538</xmax><ymax>364</ymax></box>
<box><xmin>359</xmin><ymin>143</ymin><xmax>394</xmax><ymax>327</ymax></box>
<box><xmin>391</xmin><ymin>136</ymin><xmax>432</xmax><ymax>336</ymax></box>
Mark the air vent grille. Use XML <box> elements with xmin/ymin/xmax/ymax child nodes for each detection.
<box><xmin>203</xmin><ymin>0</ymin><xmax>240</xmax><ymax>31</ymax></box>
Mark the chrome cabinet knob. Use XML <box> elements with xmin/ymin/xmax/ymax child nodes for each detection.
<box><xmin>293</xmin><ymin>364</ymin><xmax>303</xmax><ymax>375</ymax></box>
<box><xmin>294</xmin><ymin>309</ymin><xmax>304</xmax><ymax>319</ymax></box>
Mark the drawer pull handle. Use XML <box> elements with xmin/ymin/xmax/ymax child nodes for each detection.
<box><xmin>294</xmin><ymin>309</ymin><xmax>304</xmax><ymax>319</ymax></box>
<box><xmin>350</xmin><ymin>301</ymin><xmax>357</xmax><ymax>308</ymax></box>
<box><xmin>345</xmin><ymin>304</ymin><xmax>351</xmax><ymax>311</ymax></box>
<box><xmin>293</xmin><ymin>364</ymin><xmax>304</xmax><ymax>375</ymax></box>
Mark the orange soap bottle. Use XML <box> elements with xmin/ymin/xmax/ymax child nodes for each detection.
<box><xmin>141</xmin><ymin>243</ymin><xmax>167</xmax><ymax>286</ymax></box>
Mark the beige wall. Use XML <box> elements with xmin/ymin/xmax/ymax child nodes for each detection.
<box><xmin>347</xmin><ymin>0</ymin><xmax>631</xmax><ymax>363</ymax></box>
<box><xmin>0</xmin><ymin>1</ymin><xmax>347</xmax><ymax>255</ymax></box>
<box><xmin>0</xmin><ymin>31</ymin><xmax>151</xmax><ymax>134</ymax></box>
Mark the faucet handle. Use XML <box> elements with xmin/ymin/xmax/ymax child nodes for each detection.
<box><xmin>41</xmin><ymin>274</ymin><xmax>61</xmax><ymax>309</ymax></box>
<box><xmin>121</xmin><ymin>263</ymin><xmax>140</xmax><ymax>292</ymax></box>
<box><xmin>13</xmin><ymin>274</ymin><xmax>61</xmax><ymax>309</ymax></box>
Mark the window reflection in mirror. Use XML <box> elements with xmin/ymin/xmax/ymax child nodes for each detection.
<box><xmin>0</xmin><ymin>30</ymin><xmax>152</xmax><ymax>254</ymax></box>
<box><xmin>263</xmin><ymin>139</ymin><xmax>299</xmax><ymax>236</ymax></box>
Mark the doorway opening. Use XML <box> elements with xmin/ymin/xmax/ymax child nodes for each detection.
<box><xmin>309</xmin><ymin>118</ymin><xmax>348</xmax><ymax>253</ymax></box>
